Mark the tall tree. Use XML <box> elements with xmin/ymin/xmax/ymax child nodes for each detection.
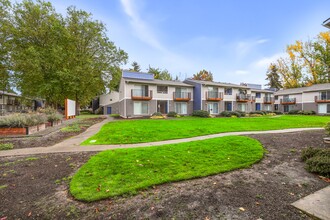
<box><xmin>265</xmin><ymin>63</ymin><xmax>282</xmax><ymax>90</ymax></box>
<box><xmin>129</xmin><ymin>61</ymin><xmax>141</xmax><ymax>72</ymax></box>
<box><xmin>147</xmin><ymin>66</ymin><xmax>172</xmax><ymax>80</ymax></box>
<box><xmin>192</xmin><ymin>69</ymin><xmax>213</xmax><ymax>81</ymax></box>
<box><xmin>0</xmin><ymin>0</ymin><xmax>13</xmax><ymax>92</ymax></box>
<box><xmin>276</xmin><ymin>57</ymin><xmax>303</xmax><ymax>88</ymax></box>
<box><xmin>314</xmin><ymin>32</ymin><xmax>330</xmax><ymax>83</ymax></box>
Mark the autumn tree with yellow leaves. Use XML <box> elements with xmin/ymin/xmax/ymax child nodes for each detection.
<box><xmin>267</xmin><ymin>32</ymin><xmax>330</xmax><ymax>89</ymax></box>
<box><xmin>192</xmin><ymin>69</ymin><xmax>214</xmax><ymax>81</ymax></box>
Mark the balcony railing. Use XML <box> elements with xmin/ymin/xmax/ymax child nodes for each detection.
<box><xmin>315</xmin><ymin>95</ymin><xmax>330</xmax><ymax>103</ymax></box>
<box><xmin>263</xmin><ymin>97</ymin><xmax>274</xmax><ymax>104</ymax></box>
<box><xmin>131</xmin><ymin>89</ymin><xmax>153</xmax><ymax>100</ymax></box>
<box><xmin>7</xmin><ymin>99</ymin><xmax>16</xmax><ymax>105</ymax></box>
<box><xmin>236</xmin><ymin>94</ymin><xmax>253</xmax><ymax>102</ymax></box>
<box><xmin>173</xmin><ymin>92</ymin><xmax>191</xmax><ymax>101</ymax></box>
<box><xmin>280</xmin><ymin>98</ymin><xmax>296</xmax><ymax>104</ymax></box>
<box><xmin>206</xmin><ymin>91</ymin><xmax>223</xmax><ymax>101</ymax></box>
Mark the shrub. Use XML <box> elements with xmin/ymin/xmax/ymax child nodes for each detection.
<box><xmin>305</xmin><ymin>156</ymin><xmax>330</xmax><ymax>177</ymax></box>
<box><xmin>61</xmin><ymin>123</ymin><xmax>81</xmax><ymax>133</ymax></box>
<box><xmin>220</xmin><ymin>111</ymin><xmax>231</xmax><ymax>117</ymax></box>
<box><xmin>0</xmin><ymin>113</ymin><xmax>47</xmax><ymax>128</ymax></box>
<box><xmin>273</xmin><ymin>111</ymin><xmax>283</xmax><ymax>115</ymax></box>
<box><xmin>110</xmin><ymin>114</ymin><xmax>120</xmax><ymax>118</ymax></box>
<box><xmin>249</xmin><ymin>113</ymin><xmax>263</xmax><ymax>117</ymax></box>
<box><xmin>80</xmin><ymin>110</ymin><xmax>93</xmax><ymax>115</ymax></box>
<box><xmin>301</xmin><ymin>147</ymin><xmax>322</xmax><ymax>161</ymax></box>
<box><xmin>152</xmin><ymin>112</ymin><xmax>163</xmax><ymax>116</ymax></box>
<box><xmin>167</xmin><ymin>111</ymin><xmax>178</xmax><ymax>117</ymax></box>
<box><xmin>288</xmin><ymin>110</ymin><xmax>300</xmax><ymax>115</ymax></box>
<box><xmin>236</xmin><ymin>111</ymin><xmax>246</xmax><ymax>117</ymax></box>
<box><xmin>192</xmin><ymin>110</ymin><xmax>210</xmax><ymax>118</ymax></box>
<box><xmin>0</xmin><ymin>143</ymin><xmax>14</xmax><ymax>150</ymax></box>
<box><xmin>47</xmin><ymin>113</ymin><xmax>63</xmax><ymax>122</ymax></box>
<box><xmin>220</xmin><ymin>111</ymin><xmax>245</xmax><ymax>118</ymax></box>
<box><xmin>95</xmin><ymin>107</ymin><xmax>103</xmax><ymax>115</ymax></box>
<box><xmin>325</xmin><ymin>122</ymin><xmax>330</xmax><ymax>135</ymax></box>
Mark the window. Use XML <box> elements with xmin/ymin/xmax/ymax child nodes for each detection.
<box><xmin>225</xmin><ymin>101</ymin><xmax>232</xmax><ymax>111</ymax></box>
<box><xmin>133</xmin><ymin>101</ymin><xmax>148</xmax><ymax>115</ymax></box>
<box><xmin>284</xmin><ymin>105</ymin><xmax>294</xmax><ymax>113</ymax></box>
<box><xmin>264</xmin><ymin>104</ymin><xmax>271</xmax><ymax>111</ymax></box>
<box><xmin>237</xmin><ymin>103</ymin><xmax>247</xmax><ymax>112</ymax></box>
<box><xmin>255</xmin><ymin>103</ymin><xmax>261</xmax><ymax>111</ymax></box>
<box><xmin>274</xmin><ymin>104</ymin><xmax>279</xmax><ymax>111</ymax></box>
<box><xmin>318</xmin><ymin>104</ymin><xmax>330</xmax><ymax>114</ymax></box>
<box><xmin>224</xmin><ymin>88</ymin><xmax>232</xmax><ymax>95</ymax></box>
<box><xmin>207</xmin><ymin>103</ymin><xmax>219</xmax><ymax>114</ymax></box>
<box><xmin>157</xmin><ymin>86</ymin><xmax>168</xmax><ymax>94</ymax></box>
<box><xmin>255</xmin><ymin>93</ymin><xmax>261</xmax><ymax>98</ymax></box>
<box><xmin>275</xmin><ymin>96</ymin><xmax>278</xmax><ymax>100</ymax></box>
<box><xmin>175</xmin><ymin>102</ymin><xmax>187</xmax><ymax>114</ymax></box>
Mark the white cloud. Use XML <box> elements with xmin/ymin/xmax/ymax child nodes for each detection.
<box><xmin>252</xmin><ymin>52</ymin><xmax>286</xmax><ymax>69</ymax></box>
<box><xmin>236</xmin><ymin>38</ymin><xmax>269</xmax><ymax>58</ymax></box>
<box><xmin>235</xmin><ymin>70</ymin><xmax>249</xmax><ymax>75</ymax></box>
<box><xmin>120</xmin><ymin>0</ymin><xmax>165</xmax><ymax>51</ymax></box>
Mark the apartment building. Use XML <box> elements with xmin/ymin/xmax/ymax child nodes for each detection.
<box><xmin>0</xmin><ymin>91</ymin><xmax>24</xmax><ymax>114</ymax></box>
<box><xmin>274</xmin><ymin>83</ymin><xmax>330</xmax><ymax>114</ymax></box>
<box><xmin>246</xmin><ymin>83</ymin><xmax>275</xmax><ymax>112</ymax></box>
<box><xmin>118</xmin><ymin>71</ymin><xmax>194</xmax><ymax>118</ymax></box>
<box><xmin>184</xmin><ymin>79</ymin><xmax>267</xmax><ymax>114</ymax></box>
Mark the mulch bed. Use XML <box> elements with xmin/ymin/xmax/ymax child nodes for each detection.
<box><xmin>0</xmin><ymin>117</ymin><xmax>105</xmax><ymax>149</ymax></box>
<box><xmin>0</xmin><ymin>130</ymin><xmax>329</xmax><ymax>219</ymax></box>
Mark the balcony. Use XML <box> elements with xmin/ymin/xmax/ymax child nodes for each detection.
<box><xmin>7</xmin><ymin>99</ymin><xmax>16</xmax><ymax>105</ymax></box>
<box><xmin>236</xmin><ymin>94</ymin><xmax>253</xmax><ymax>102</ymax></box>
<box><xmin>315</xmin><ymin>95</ymin><xmax>330</xmax><ymax>103</ymax></box>
<box><xmin>131</xmin><ymin>89</ymin><xmax>153</xmax><ymax>100</ymax></box>
<box><xmin>280</xmin><ymin>98</ymin><xmax>296</xmax><ymax>105</ymax></box>
<box><xmin>173</xmin><ymin>92</ymin><xmax>191</xmax><ymax>101</ymax></box>
<box><xmin>263</xmin><ymin>97</ymin><xmax>274</xmax><ymax>104</ymax></box>
<box><xmin>206</xmin><ymin>91</ymin><xmax>223</xmax><ymax>101</ymax></box>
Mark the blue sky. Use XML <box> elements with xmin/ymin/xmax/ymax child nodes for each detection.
<box><xmin>35</xmin><ymin>0</ymin><xmax>330</xmax><ymax>86</ymax></box>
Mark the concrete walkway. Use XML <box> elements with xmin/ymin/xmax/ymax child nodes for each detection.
<box><xmin>292</xmin><ymin>185</ymin><xmax>330</xmax><ymax>220</ymax></box>
<box><xmin>0</xmin><ymin>117</ymin><xmax>323</xmax><ymax>157</ymax></box>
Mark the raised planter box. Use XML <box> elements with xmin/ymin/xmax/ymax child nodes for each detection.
<box><xmin>0</xmin><ymin>123</ymin><xmax>47</xmax><ymax>136</ymax></box>
<box><xmin>51</xmin><ymin>120</ymin><xmax>62</xmax><ymax>127</ymax></box>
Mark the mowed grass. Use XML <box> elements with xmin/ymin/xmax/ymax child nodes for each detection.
<box><xmin>70</xmin><ymin>136</ymin><xmax>264</xmax><ymax>201</ymax></box>
<box><xmin>82</xmin><ymin>115</ymin><xmax>330</xmax><ymax>145</ymax></box>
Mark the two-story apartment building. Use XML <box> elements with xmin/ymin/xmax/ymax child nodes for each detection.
<box><xmin>245</xmin><ymin>83</ymin><xmax>275</xmax><ymax>112</ymax></box>
<box><xmin>274</xmin><ymin>83</ymin><xmax>330</xmax><ymax>114</ymax></box>
<box><xmin>118</xmin><ymin>71</ymin><xmax>194</xmax><ymax>118</ymax></box>
<box><xmin>184</xmin><ymin>79</ymin><xmax>260</xmax><ymax>114</ymax></box>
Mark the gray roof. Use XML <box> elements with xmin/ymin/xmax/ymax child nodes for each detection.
<box><xmin>275</xmin><ymin>83</ymin><xmax>330</xmax><ymax>95</ymax></box>
<box><xmin>250</xmin><ymin>88</ymin><xmax>274</xmax><ymax>93</ymax></box>
<box><xmin>184</xmin><ymin>79</ymin><xmax>248</xmax><ymax>88</ymax></box>
<box><xmin>0</xmin><ymin>90</ymin><xmax>20</xmax><ymax>97</ymax></box>
<box><xmin>123</xmin><ymin>78</ymin><xmax>194</xmax><ymax>87</ymax></box>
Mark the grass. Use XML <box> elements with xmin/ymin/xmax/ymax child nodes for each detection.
<box><xmin>76</xmin><ymin>114</ymin><xmax>102</xmax><ymax>119</ymax></box>
<box><xmin>70</xmin><ymin>136</ymin><xmax>264</xmax><ymax>201</ymax></box>
<box><xmin>61</xmin><ymin>123</ymin><xmax>82</xmax><ymax>133</ymax></box>
<box><xmin>82</xmin><ymin>115</ymin><xmax>330</xmax><ymax>145</ymax></box>
<box><xmin>0</xmin><ymin>143</ymin><xmax>14</xmax><ymax>151</ymax></box>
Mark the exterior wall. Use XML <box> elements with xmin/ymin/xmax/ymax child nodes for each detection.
<box><xmin>103</xmin><ymin>102</ymin><xmax>120</xmax><ymax>114</ymax></box>
<box><xmin>303</xmin><ymin>103</ymin><xmax>318</xmax><ymax>113</ymax></box>
<box><xmin>193</xmin><ymin>83</ymin><xmax>202</xmax><ymax>110</ymax></box>
<box><xmin>99</xmin><ymin>92</ymin><xmax>119</xmax><ymax>106</ymax></box>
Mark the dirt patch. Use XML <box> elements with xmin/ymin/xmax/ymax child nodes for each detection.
<box><xmin>0</xmin><ymin>130</ymin><xmax>329</xmax><ymax>219</ymax></box>
<box><xmin>0</xmin><ymin>117</ymin><xmax>105</xmax><ymax>149</ymax></box>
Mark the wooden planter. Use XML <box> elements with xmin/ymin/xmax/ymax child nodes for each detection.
<box><xmin>51</xmin><ymin>120</ymin><xmax>62</xmax><ymax>127</ymax></box>
<box><xmin>0</xmin><ymin>123</ymin><xmax>47</xmax><ymax>136</ymax></box>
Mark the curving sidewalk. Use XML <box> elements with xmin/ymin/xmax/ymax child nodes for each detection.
<box><xmin>0</xmin><ymin>118</ymin><xmax>324</xmax><ymax>157</ymax></box>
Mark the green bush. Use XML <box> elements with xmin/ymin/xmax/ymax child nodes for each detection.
<box><xmin>301</xmin><ymin>147</ymin><xmax>322</xmax><ymax>161</ymax></box>
<box><xmin>110</xmin><ymin>114</ymin><xmax>120</xmax><ymax>118</ymax></box>
<box><xmin>47</xmin><ymin>113</ymin><xmax>63</xmax><ymax>122</ymax></box>
<box><xmin>167</xmin><ymin>111</ymin><xmax>178</xmax><ymax>117</ymax></box>
<box><xmin>192</xmin><ymin>110</ymin><xmax>210</xmax><ymax>118</ymax></box>
<box><xmin>305</xmin><ymin>156</ymin><xmax>330</xmax><ymax>177</ymax></box>
<box><xmin>0</xmin><ymin>113</ymin><xmax>47</xmax><ymax>128</ymax></box>
<box><xmin>152</xmin><ymin>112</ymin><xmax>163</xmax><ymax>116</ymax></box>
<box><xmin>220</xmin><ymin>111</ymin><xmax>245</xmax><ymax>118</ymax></box>
<box><xmin>61</xmin><ymin>123</ymin><xmax>81</xmax><ymax>133</ymax></box>
<box><xmin>0</xmin><ymin>143</ymin><xmax>14</xmax><ymax>150</ymax></box>
<box><xmin>325</xmin><ymin>122</ymin><xmax>330</xmax><ymax>135</ymax></box>
<box><xmin>95</xmin><ymin>107</ymin><xmax>103</xmax><ymax>115</ymax></box>
<box><xmin>273</xmin><ymin>111</ymin><xmax>283</xmax><ymax>115</ymax></box>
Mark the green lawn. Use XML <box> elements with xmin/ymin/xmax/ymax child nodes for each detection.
<box><xmin>82</xmin><ymin>115</ymin><xmax>330</xmax><ymax>145</ymax></box>
<box><xmin>76</xmin><ymin>114</ymin><xmax>103</xmax><ymax>119</ymax></box>
<box><xmin>70</xmin><ymin>136</ymin><xmax>264</xmax><ymax>201</ymax></box>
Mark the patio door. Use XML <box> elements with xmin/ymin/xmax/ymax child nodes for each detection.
<box><xmin>157</xmin><ymin>100</ymin><xmax>168</xmax><ymax>114</ymax></box>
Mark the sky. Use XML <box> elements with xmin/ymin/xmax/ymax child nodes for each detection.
<box><xmin>21</xmin><ymin>0</ymin><xmax>330</xmax><ymax>87</ymax></box>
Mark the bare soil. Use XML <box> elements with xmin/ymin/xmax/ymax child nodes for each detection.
<box><xmin>0</xmin><ymin>117</ymin><xmax>105</xmax><ymax>149</ymax></box>
<box><xmin>0</xmin><ymin>130</ymin><xmax>329</xmax><ymax>220</ymax></box>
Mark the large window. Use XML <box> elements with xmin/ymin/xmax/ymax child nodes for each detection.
<box><xmin>224</xmin><ymin>88</ymin><xmax>232</xmax><ymax>95</ymax></box>
<box><xmin>318</xmin><ymin>104</ymin><xmax>330</xmax><ymax>114</ymax></box>
<box><xmin>175</xmin><ymin>102</ymin><xmax>187</xmax><ymax>114</ymax></box>
<box><xmin>237</xmin><ymin>103</ymin><xmax>247</xmax><ymax>112</ymax></box>
<box><xmin>264</xmin><ymin>104</ymin><xmax>271</xmax><ymax>111</ymax></box>
<box><xmin>133</xmin><ymin>101</ymin><xmax>148</xmax><ymax>115</ymax></box>
<box><xmin>283</xmin><ymin>105</ymin><xmax>294</xmax><ymax>113</ymax></box>
<box><xmin>157</xmin><ymin>86</ymin><xmax>168</xmax><ymax>94</ymax></box>
<box><xmin>207</xmin><ymin>103</ymin><xmax>219</xmax><ymax>114</ymax></box>
<box><xmin>255</xmin><ymin>93</ymin><xmax>261</xmax><ymax>98</ymax></box>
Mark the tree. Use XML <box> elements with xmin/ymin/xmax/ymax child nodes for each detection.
<box><xmin>147</xmin><ymin>66</ymin><xmax>172</xmax><ymax>80</ymax></box>
<box><xmin>0</xmin><ymin>0</ymin><xmax>13</xmax><ymax>92</ymax></box>
<box><xmin>129</xmin><ymin>61</ymin><xmax>141</xmax><ymax>72</ymax></box>
<box><xmin>314</xmin><ymin>32</ymin><xmax>330</xmax><ymax>83</ymax></box>
<box><xmin>277</xmin><ymin>57</ymin><xmax>303</xmax><ymax>89</ymax></box>
<box><xmin>7</xmin><ymin>1</ymin><xmax>128</xmax><ymax>112</ymax></box>
<box><xmin>192</xmin><ymin>69</ymin><xmax>213</xmax><ymax>81</ymax></box>
<box><xmin>265</xmin><ymin>63</ymin><xmax>282</xmax><ymax>90</ymax></box>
